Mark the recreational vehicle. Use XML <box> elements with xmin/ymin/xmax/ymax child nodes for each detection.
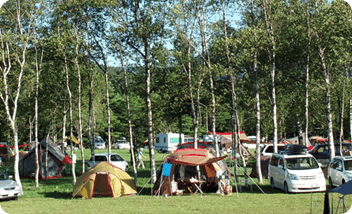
<box><xmin>155</xmin><ymin>133</ymin><xmax>184</xmax><ymax>152</ymax></box>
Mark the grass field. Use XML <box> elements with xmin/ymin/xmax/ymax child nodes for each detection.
<box><xmin>0</xmin><ymin>148</ymin><xmax>351</xmax><ymax>214</ymax></box>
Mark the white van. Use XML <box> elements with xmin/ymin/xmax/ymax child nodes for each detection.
<box><xmin>268</xmin><ymin>150</ymin><xmax>326</xmax><ymax>193</ymax></box>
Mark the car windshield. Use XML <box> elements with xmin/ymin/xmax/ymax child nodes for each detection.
<box><xmin>344</xmin><ymin>160</ymin><xmax>352</xmax><ymax>170</ymax></box>
<box><xmin>111</xmin><ymin>155</ymin><xmax>124</xmax><ymax>161</ymax></box>
<box><xmin>285</xmin><ymin>157</ymin><xmax>319</xmax><ymax>170</ymax></box>
<box><xmin>89</xmin><ymin>156</ymin><xmax>107</xmax><ymax>162</ymax></box>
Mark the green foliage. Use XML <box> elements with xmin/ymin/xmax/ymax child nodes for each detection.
<box><xmin>0</xmin><ymin>0</ymin><xmax>351</xmax><ymax>148</ymax></box>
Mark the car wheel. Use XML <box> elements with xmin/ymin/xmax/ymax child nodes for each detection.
<box><xmin>342</xmin><ymin>179</ymin><xmax>346</xmax><ymax>185</ymax></box>
<box><xmin>329</xmin><ymin>177</ymin><xmax>334</xmax><ymax>189</ymax></box>
<box><xmin>284</xmin><ymin>182</ymin><xmax>290</xmax><ymax>194</ymax></box>
<box><xmin>271</xmin><ymin>178</ymin><xmax>275</xmax><ymax>190</ymax></box>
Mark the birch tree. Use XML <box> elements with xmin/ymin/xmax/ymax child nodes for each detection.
<box><xmin>0</xmin><ymin>0</ymin><xmax>36</xmax><ymax>189</ymax></box>
<box><xmin>33</xmin><ymin>22</ymin><xmax>45</xmax><ymax>188</ymax></box>
<box><xmin>110</xmin><ymin>7</ymin><xmax>138</xmax><ymax>182</ymax></box>
<box><xmin>117</xmin><ymin>0</ymin><xmax>169</xmax><ymax>182</ymax></box>
<box><xmin>262</xmin><ymin>0</ymin><xmax>279</xmax><ymax>152</ymax></box>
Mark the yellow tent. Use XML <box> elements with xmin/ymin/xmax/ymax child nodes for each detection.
<box><xmin>72</xmin><ymin>162</ymin><xmax>137</xmax><ymax>199</ymax></box>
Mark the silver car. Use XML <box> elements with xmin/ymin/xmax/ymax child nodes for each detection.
<box><xmin>86</xmin><ymin>153</ymin><xmax>129</xmax><ymax>172</ymax></box>
<box><xmin>0</xmin><ymin>170</ymin><xmax>22</xmax><ymax>200</ymax></box>
<box><xmin>327</xmin><ymin>156</ymin><xmax>352</xmax><ymax>187</ymax></box>
<box><xmin>94</xmin><ymin>136</ymin><xmax>106</xmax><ymax>150</ymax></box>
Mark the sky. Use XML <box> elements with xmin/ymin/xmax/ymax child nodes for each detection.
<box><xmin>107</xmin><ymin>3</ymin><xmax>243</xmax><ymax>68</ymax></box>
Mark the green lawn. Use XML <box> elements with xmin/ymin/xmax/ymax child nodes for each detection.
<box><xmin>0</xmin><ymin>149</ymin><xmax>350</xmax><ymax>214</ymax></box>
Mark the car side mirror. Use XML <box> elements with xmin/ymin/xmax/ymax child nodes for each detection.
<box><xmin>278</xmin><ymin>165</ymin><xmax>283</xmax><ymax>169</ymax></box>
<box><xmin>318</xmin><ymin>163</ymin><xmax>322</xmax><ymax>167</ymax></box>
<box><xmin>337</xmin><ymin>167</ymin><xmax>342</xmax><ymax>171</ymax></box>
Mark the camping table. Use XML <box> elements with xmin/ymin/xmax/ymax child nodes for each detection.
<box><xmin>189</xmin><ymin>180</ymin><xmax>205</xmax><ymax>196</ymax></box>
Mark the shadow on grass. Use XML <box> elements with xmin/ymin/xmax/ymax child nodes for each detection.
<box><xmin>41</xmin><ymin>191</ymin><xmax>72</xmax><ymax>199</ymax></box>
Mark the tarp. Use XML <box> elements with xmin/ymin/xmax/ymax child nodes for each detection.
<box><xmin>167</xmin><ymin>148</ymin><xmax>227</xmax><ymax>166</ymax></box>
<box><xmin>329</xmin><ymin>180</ymin><xmax>352</xmax><ymax>195</ymax></box>
<box><xmin>72</xmin><ymin>162</ymin><xmax>137</xmax><ymax>199</ymax></box>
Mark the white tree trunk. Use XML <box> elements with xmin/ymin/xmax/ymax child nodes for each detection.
<box><xmin>262</xmin><ymin>0</ymin><xmax>278</xmax><ymax>153</ymax></box>
<box><xmin>115</xmin><ymin>18</ymin><xmax>138</xmax><ymax>182</ymax></box>
<box><xmin>73</xmin><ymin>25</ymin><xmax>85</xmax><ymax>173</ymax></box>
<box><xmin>319</xmin><ymin>48</ymin><xmax>335</xmax><ymax>160</ymax></box>
<box><xmin>105</xmin><ymin>71</ymin><xmax>112</xmax><ymax>163</ymax></box>
<box><xmin>305</xmin><ymin>2</ymin><xmax>311</xmax><ymax>147</ymax></box>
<box><xmin>64</xmin><ymin>55</ymin><xmax>76</xmax><ymax>185</ymax></box>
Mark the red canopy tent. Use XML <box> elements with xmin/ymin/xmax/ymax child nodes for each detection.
<box><xmin>153</xmin><ymin>148</ymin><xmax>228</xmax><ymax>196</ymax></box>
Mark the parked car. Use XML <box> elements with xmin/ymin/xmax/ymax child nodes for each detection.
<box><xmin>327</xmin><ymin>156</ymin><xmax>352</xmax><ymax>187</ymax></box>
<box><xmin>309</xmin><ymin>143</ymin><xmax>352</xmax><ymax>166</ymax></box>
<box><xmin>94</xmin><ymin>136</ymin><xmax>106</xmax><ymax>150</ymax></box>
<box><xmin>268</xmin><ymin>146</ymin><xmax>326</xmax><ymax>193</ymax></box>
<box><xmin>86</xmin><ymin>153</ymin><xmax>129</xmax><ymax>172</ymax></box>
<box><xmin>112</xmin><ymin>137</ymin><xmax>131</xmax><ymax>150</ymax></box>
<box><xmin>0</xmin><ymin>169</ymin><xmax>22</xmax><ymax>200</ymax></box>
<box><xmin>260</xmin><ymin>144</ymin><xmax>286</xmax><ymax>157</ymax></box>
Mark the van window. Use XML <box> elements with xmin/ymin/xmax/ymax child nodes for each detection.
<box><xmin>285</xmin><ymin>157</ymin><xmax>319</xmax><ymax>170</ymax></box>
<box><xmin>278</xmin><ymin>158</ymin><xmax>284</xmax><ymax>167</ymax></box>
<box><xmin>266</xmin><ymin>146</ymin><xmax>274</xmax><ymax>153</ymax></box>
<box><xmin>270</xmin><ymin>156</ymin><xmax>279</xmax><ymax>166</ymax></box>
<box><xmin>156</xmin><ymin>138</ymin><xmax>159</xmax><ymax>144</ymax></box>
<box><xmin>278</xmin><ymin>146</ymin><xmax>286</xmax><ymax>152</ymax></box>
<box><xmin>170</xmin><ymin>138</ymin><xmax>179</xmax><ymax>144</ymax></box>
<box><xmin>344</xmin><ymin>160</ymin><xmax>352</xmax><ymax>170</ymax></box>
<box><xmin>330</xmin><ymin>159</ymin><xmax>339</xmax><ymax>169</ymax></box>
<box><xmin>336</xmin><ymin>144</ymin><xmax>352</xmax><ymax>152</ymax></box>
<box><xmin>164</xmin><ymin>137</ymin><xmax>166</xmax><ymax>144</ymax></box>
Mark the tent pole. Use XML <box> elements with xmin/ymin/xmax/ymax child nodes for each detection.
<box><xmin>71</xmin><ymin>179</ymin><xmax>91</xmax><ymax>200</ymax></box>
<box><xmin>229</xmin><ymin>159</ymin><xmax>239</xmax><ymax>197</ymax></box>
<box><xmin>157</xmin><ymin>176</ymin><xmax>164</xmax><ymax>198</ymax></box>
<box><xmin>236</xmin><ymin>162</ymin><xmax>265</xmax><ymax>194</ymax></box>
<box><xmin>137</xmin><ymin>163</ymin><xmax>162</xmax><ymax>196</ymax></box>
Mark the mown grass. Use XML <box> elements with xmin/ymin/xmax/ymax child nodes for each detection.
<box><xmin>0</xmin><ymin>148</ymin><xmax>351</xmax><ymax>214</ymax></box>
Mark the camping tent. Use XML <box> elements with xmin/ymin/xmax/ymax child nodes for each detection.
<box><xmin>152</xmin><ymin>148</ymin><xmax>228</xmax><ymax>196</ymax></box>
<box><xmin>20</xmin><ymin>138</ymin><xmax>71</xmax><ymax>179</ymax></box>
<box><xmin>250</xmin><ymin>157</ymin><xmax>270</xmax><ymax>179</ymax></box>
<box><xmin>208</xmin><ymin>131</ymin><xmax>250</xmax><ymax>148</ymax></box>
<box><xmin>324</xmin><ymin>180</ymin><xmax>352</xmax><ymax>214</ymax></box>
<box><xmin>72</xmin><ymin>162</ymin><xmax>137</xmax><ymax>199</ymax></box>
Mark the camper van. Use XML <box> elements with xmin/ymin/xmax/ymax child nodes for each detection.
<box><xmin>155</xmin><ymin>133</ymin><xmax>184</xmax><ymax>152</ymax></box>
